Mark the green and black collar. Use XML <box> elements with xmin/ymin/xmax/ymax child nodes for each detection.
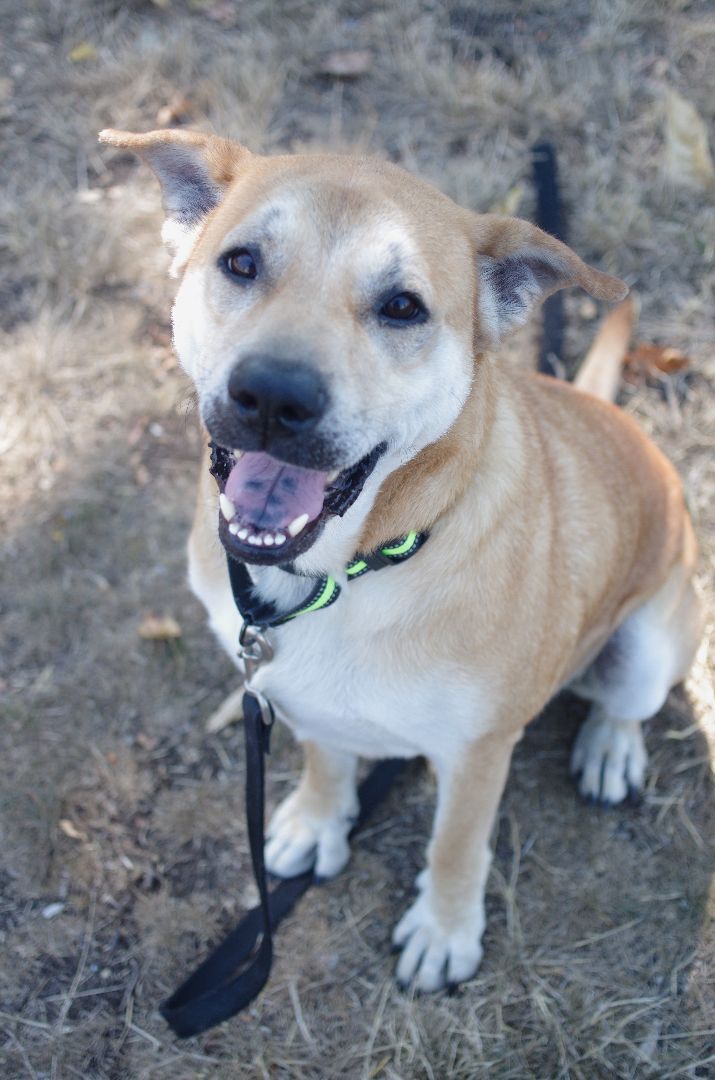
<box><xmin>226</xmin><ymin>530</ymin><xmax>429</xmax><ymax>631</ymax></box>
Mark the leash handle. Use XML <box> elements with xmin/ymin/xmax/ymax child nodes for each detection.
<box><xmin>160</xmin><ymin>691</ymin><xmax>277</xmax><ymax>1037</ymax></box>
<box><xmin>160</xmin><ymin>701</ymin><xmax>406</xmax><ymax>1038</ymax></box>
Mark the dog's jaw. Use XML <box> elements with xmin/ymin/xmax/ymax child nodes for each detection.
<box><xmin>208</xmin><ymin>441</ymin><xmax>388</xmax><ymax>568</ymax></box>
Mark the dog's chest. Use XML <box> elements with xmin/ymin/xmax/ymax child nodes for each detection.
<box><xmin>258</xmin><ymin>599</ymin><xmax>476</xmax><ymax>760</ymax></box>
<box><xmin>198</xmin><ymin>563</ymin><xmax>485</xmax><ymax>761</ymax></box>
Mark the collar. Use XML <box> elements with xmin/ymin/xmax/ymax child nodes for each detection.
<box><xmin>226</xmin><ymin>530</ymin><xmax>429</xmax><ymax>631</ymax></box>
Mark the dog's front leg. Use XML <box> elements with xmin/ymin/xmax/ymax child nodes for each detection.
<box><xmin>393</xmin><ymin>729</ymin><xmax>520</xmax><ymax>992</ymax></box>
<box><xmin>265</xmin><ymin>741</ymin><xmax>359</xmax><ymax>880</ymax></box>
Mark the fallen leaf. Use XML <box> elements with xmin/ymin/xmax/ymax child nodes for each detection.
<box><xmin>59</xmin><ymin>818</ymin><xmax>87</xmax><ymax>841</ymax></box>
<box><xmin>129</xmin><ymin>449</ymin><xmax>150</xmax><ymax>485</ymax></box>
<box><xmin>490</xmin><ymin>183</ymin><xmax>524</xmax><ymax>217</ymax></box>
<box><xmin>319</xmin><ymin>49</ymin><xmax>372</xmax><ymax>78</ymax></box>
<box><xmin>156</xmin><ymin>95</ymin><xmax>194</xmax><ymax>126</ymax></box>
<box><xmin>624</xmin><ymin>341</ymin><xmax>690</xmax><ymax>379</ymax></box>
<box><xmin>138</xmin><ymin>614</ymin><xmax>182</xmax><ymax>640</ymax></box>
<box><xmin>68</xmin><ymin>42</ymin><xmax>97</xmax><ymax>63</ymax></box>
<box><xmin>664</xmin><ymin>88</ymin><xmax>715</xmax><ymax>190</ymax></box>
<box><xmin>135</xmin><ymin>732</ymin><xmax>158</xmax><ymax>751</ymax></box>
<box><xmin>127</xmin><ymin>416</ymin><xmax>149</xmax><ymax>447</ymax></box>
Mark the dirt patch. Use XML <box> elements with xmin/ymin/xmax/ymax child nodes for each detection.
<box><xmin>1</xmin><ymin>1</ymin><xmax>713</xmax><ymax>1077</ymax></box>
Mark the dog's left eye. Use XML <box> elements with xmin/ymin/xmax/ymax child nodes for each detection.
<box><xmin>380</xmin><ymin>292</ymin><xmax>427</xmax><ymax>323</ymax></box>
<box><xmin>222</xmin><ymin>248</ymin><xmax>258</xmax><ymax>280</ymax></box>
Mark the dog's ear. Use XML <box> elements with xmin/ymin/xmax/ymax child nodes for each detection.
<box><xmin>98</xmin><ymin>128</ymin><xmax>250</xmax><ymax>270</ymax></box>
<box><xmin>472</xmin><ymin>214</ymin><xmax>628</xmax><ymax>347</ymax></box>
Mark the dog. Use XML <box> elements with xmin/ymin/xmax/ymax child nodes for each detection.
<box><xmin>99</xmin><ymin>127</ymin><xmax>702</xmax><ymax>992</ymax></box>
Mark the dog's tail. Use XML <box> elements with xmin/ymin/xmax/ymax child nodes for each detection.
<box><xmin>573</xmin><ymin>296</ymin><xmax>636</xmax><ymax>403</ymax></box>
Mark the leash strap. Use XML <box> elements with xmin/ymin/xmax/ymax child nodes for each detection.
<box><xmin>160</xmin><ymin>688</ymin><xmax>406</xmax><ymax>1038</ymax></box>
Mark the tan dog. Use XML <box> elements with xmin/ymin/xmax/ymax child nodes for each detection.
<box><xmin>100</xmin><ymin>128</ymin><xmax>702</xmax><ymax>991</ymax></box>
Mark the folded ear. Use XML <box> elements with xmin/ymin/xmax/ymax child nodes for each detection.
<box><xmin>98</xmin><ymin>128</ymin><xmax>250</xmax><ymax>269</ymax></box>
<box><xmin>472</xmin><ymin>214</ymin><xmax>628</xmax><ymax>347</ymax></box>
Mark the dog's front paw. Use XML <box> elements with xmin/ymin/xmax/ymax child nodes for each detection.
<box><xmin>265</xmin><ymin>789</ymin><xmax>356</xmax><ymax>880</ymax></box>
<box><xmin>392</xmin><ymin>884</ymin><xmax>485</xmax><ymax>992</ymax></box>
<box><xmin>570</xmin><ymin>712</ymin><xmax>647</xmax><ymax>805</ymax></box>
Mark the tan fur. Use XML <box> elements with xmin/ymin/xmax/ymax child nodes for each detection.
<box><xmin>102</xmin><ymin>127</ymin><xmax>701</xmax><ymax>989</ymax></box>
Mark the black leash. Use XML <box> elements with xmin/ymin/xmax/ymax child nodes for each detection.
<box><xmin>160</xmin><ymin>534</ymin><xmax>427</xmax><ymax>1037</ymax></box>
<box><xmin>160</xmin><ymin>691</ymin><xmax>406</xmax><ymax>1037</ymax></box>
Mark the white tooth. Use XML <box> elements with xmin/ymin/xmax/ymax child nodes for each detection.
<box><xmin>219</xmin><ymin>493</ymin><xmax>235</xmax><ymax>521</ymax></box>
<box><xmin>229</xmin><ymin>522</ymin><xmax>240</xmax><ymax>535</ymax></box>
<box><xmin>263</xmin><ymin>534</ymin><xmax>274</xmax><ymax>546</ymax></box>
<box><xmin>274</xmin><ymin>532</ymin><xmax>286</xmax><ymax>545</ymax></box>
<box><xmin>288</xmin><ymin>513</ymin><xmax>309</xmax><ymax>538</ymax></box>
<box><xmin>238</xmin><ymin>528</ymin><xmax>249</xmax><ymax>540</ymax></box>
<box><xmin>248</xmin><ymin>534</ymin><xmax>263</xmax><ymax>546</ymax></box>
<box><xmin>327</xmin><ymin>469</ymin><xmax>339</xmax><ymax>482</ymax></box>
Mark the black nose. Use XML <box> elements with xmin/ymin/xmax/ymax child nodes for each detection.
<box><xmin>227</xmin><ymin>356</ymin><xmax>328</xmax><ymax>439</ymax></box>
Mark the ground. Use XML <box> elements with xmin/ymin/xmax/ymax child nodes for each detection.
<box><xmin>1</xmin><ymin>1</ymin><xmax>714</xmax><ymax>1077</ymax></box>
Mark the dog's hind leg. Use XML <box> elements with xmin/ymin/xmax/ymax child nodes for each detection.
<box><xmin>569</xmin><ymin>565</ymin><xmax>702</xmax><ymax>805</ymax></box>
<box><xmin>264</xmin><ymin>742</ymin><xmax>359</xmax><ymax>880</ymax></box>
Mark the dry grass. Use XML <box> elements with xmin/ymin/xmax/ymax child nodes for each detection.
<box><xmin>1</xmin><ymin>1</ymin><xmax>713</xmax><ymax>1076</ymax></box>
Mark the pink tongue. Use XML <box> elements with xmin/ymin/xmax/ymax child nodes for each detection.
<box><xmin>225</xmin><ymin>452</ymin><xmax>327</xmax><ymax>531</ymax></box>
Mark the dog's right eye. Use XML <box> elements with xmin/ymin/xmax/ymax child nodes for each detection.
<box><xmin>222</xmin><ymin>248</ymin><xmax>258</xmax><ymax>281</ymax></box>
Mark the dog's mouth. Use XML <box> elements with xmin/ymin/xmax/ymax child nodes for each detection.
<box><xmin>209</xmin><ymin>442</ymin><xmax>386</xmax><ymax>565</ymax></box>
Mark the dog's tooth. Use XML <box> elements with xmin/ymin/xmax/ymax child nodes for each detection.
<box><xmin>274</xmin><ymin>532</ymin><xmax>286</xmax><ymax>545</ymax></box>
<box><xmin>237</xmin><ymin>527</ymin><xmax>249</xmax><ymax>540</ymax></box>
<box><xmin>228</xmin><ymin>522</ymin><xmax>240</xmax><ymax>535</ymax></box>
<box><xmin>219</xmin><ymin>493</ymin><xmax>235</xmax><ymax>521</ymax></box>
<box><xmin>287</xmin><ymin>513</ymin><xmax>309</xmax><ymax>538</ymax></box>
<box><xmin>327</xmin><ymin>469</ymin><xmax>339</xmax><ymax>482</ymax></box>
<box><xmin>248</xmin><ymin>534</ymin><xmax>263</xmax><ymax>546</ymax></box>
<box><xmin>263</xmin><ymin>533</ymin><xmax>274</xmax><ymax>546</ymax></box>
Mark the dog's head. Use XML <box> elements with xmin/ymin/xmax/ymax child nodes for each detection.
<box><xmin>100</xmin><ymin>128</ymin><xmax>626</xmax><ymax>567</ymax></box>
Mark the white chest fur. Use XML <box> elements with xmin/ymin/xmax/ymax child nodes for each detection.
<box><xmin>189</xmin><ymin>550</ymin><xmax>490</xmax><ymax>764</ymax></box>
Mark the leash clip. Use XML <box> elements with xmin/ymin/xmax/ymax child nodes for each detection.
<box><xmin>238</xmin><ymin>622</ymin><xmax>274</xmax><ymax>685</ymax></box>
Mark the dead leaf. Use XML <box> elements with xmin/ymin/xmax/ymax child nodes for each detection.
<box><xmin>59</xmin><ymin>818</ymin><xmax>87</xmax><ymax>841</ymax></box>
<box><xmin>664</xmin><ymin>88</ymin><xmax>715</xmax><ymax>190</ymax></box>
<box><xmin>138</xmin><ymin>614</ymin><xmax>182</xmax><ymax>641</ymax></box>
<box><xmin>129</xmin><ymin>449</ymin><xmax>150</xmax><ymax>485</ymax></box>
<box><xmin>156</xmin><ymin>95</ymin><xmax>194</xmax><ymax>127</ymax></box>
<box><xmin>624</xmin><ymin>341</ymin><xmax>690</xmax><ymax>379</ymax></box>
<box><xmin>489</xmin><ymin>183</ymin><xmax>524</xmax><ymax>217</ymax></box>
<box><xmin>127</xmin><ymin>416</ymin><xmax>149</xmax><ymax>447</ymax></box>
<box><xmin>320</xmin><ymin>49</ymin><xmax>372</xmax><ymax>78</ymax></box>
<box><xmin>68</xmin><ymin>42</ymin><xmax>97</xmax><ymax>63</ymax></box>
<box><xmin>135</xmin><ymin>732</ymin><xmax>158</xmax><ymax>751</ymax></box>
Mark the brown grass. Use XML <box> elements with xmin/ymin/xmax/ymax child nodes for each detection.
<box><xmin>1</xmin><ymin>1</ymin><xmax>713</xmax><ymax>1077</ymax></box>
